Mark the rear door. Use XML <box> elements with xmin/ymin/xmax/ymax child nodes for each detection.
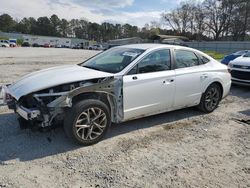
<box><xmin>173</xmin><ymin>49</ymin><xmax>209</xmax><ymax>108</ymax></box>
<box><xmin>123</xmin><ymin>49</ymin><xmax>176</xmax><ymax>120</ymax></box>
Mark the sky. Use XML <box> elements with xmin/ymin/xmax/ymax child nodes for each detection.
<box><xmin>0</xmin><ymin>0</ymin><xmax>185</xmax><ymax>27</ymax></box>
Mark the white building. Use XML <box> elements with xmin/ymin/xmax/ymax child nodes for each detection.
<box><xmin>23</xmin><ymin>35</ymin><xmax>72</xmax><ymax>47</ymax></box>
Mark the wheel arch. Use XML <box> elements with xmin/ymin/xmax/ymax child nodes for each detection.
<box><xmin>203</xmin><ymin>80</ymin><xmax>224</xmax><ymax>100</ymax></box>
<box><xmin>71</xmin><ymin>91</ymin><xmax>116</xmax><ymax>122</ymax></box>
<box><xmin>72</xmin><ymin>92</ymin><xmax>110</xmax><ymax>109</ymax></box>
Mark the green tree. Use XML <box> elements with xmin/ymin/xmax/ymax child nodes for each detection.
<box><xmin>36</xmin><ymin>16</ymin><xmax>53</xmax><ymax>36</ymax></box>
<box><xmin>0</xmin><ymin>14</ymin><xmax>16</xmax><ymax>32</ymax></box>
<box><xmin>60</xmin><ymin>19</ymin><xmax>69</xmax><ymax>37</ymax></box>
<box><xmin>50</xmin><ymin>14</ymin><xmax>61</xmax><ymax>36</ymax></box>
<box><xmin>15</xmin><ymin>18</ymin><xmax>31</xmax><ymax>34</ymax></box>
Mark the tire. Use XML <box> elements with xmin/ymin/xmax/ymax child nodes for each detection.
<box><xmin>198</xmin><ymin>83</ymin><xmax>222</xmax><ymax>113</ymax></box>
<box><xmin>64</xmin><ymin>99</ymin><xmax>111</xmax><ymax>145</ymax></box>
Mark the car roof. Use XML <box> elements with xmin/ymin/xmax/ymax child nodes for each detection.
<box><xmin>115</xmin><ymin>43</ymin><xmax>213</xmax><ymax>60</ymax></box>
<box><xmin>117</xmin><ymin>43</ymin><xmax>173</xmax><ymax>50</ymax></box>
<box><xmin>117</xmin><ymin>43</ymin><xmax>194</xmax><ymax>51</ymax></box>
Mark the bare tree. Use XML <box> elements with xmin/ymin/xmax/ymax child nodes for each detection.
<box><xmin>162</xmin><ymin>2</ymin><xmax>193</xmax><ymax>34</ymax></box>
<box><xmin>203</xmin><ymin>0</ymin><xmax>233</xmax><ymax>40</ymax></box>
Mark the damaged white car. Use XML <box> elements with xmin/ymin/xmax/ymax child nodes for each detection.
<box><xmin>0</xmin><ymin>44</ymin><xmax>231</xmax><ymax>145</ymax></box>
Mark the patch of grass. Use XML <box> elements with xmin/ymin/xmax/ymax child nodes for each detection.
<box><xmin>204</xmin><ymin>51</ymin><xmax>225</xmax><ymax>61</ymax></box>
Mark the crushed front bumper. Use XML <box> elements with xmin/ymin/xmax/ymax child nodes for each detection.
<box><xmin>1</xmin><ymin>85</ymin><xmax>41</xmax><ymax>120</ymax></box>
<box><xmin>0</xmin><ymin>86</ymin><xmax>6</xmax><ymax>106</ymax></box>
<box><xmin>16</xmin><ymin>105</ymin><xmax>41</xmax><ymax>120</ymax></box>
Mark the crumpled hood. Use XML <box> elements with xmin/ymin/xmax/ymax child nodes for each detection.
<box><xmin>7</xmin><ymin>65</ymin><xmax>113</xmax><ymax>100</ymax></box>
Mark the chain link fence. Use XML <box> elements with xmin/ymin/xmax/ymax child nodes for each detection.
<box><xmin>185</xmin><ymin>41</ymin><xmax>250</xmax><ymax>53</ymax></box>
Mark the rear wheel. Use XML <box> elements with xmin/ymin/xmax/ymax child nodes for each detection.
<box><xmin>64</xmin><ymin>99</ymin><xmax>110</xmax><ymax>145</ymax></box>
<box><xmin>198</xmin><ymin>83</ymin><xmax>222</xmax><ymax>113</ymax></box>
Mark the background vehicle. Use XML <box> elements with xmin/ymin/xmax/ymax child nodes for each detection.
<box><xmin>1</xmin><ymin>44</ymin><xmax>231</xmax><ymax>145</ymax></box>
<box><xmin>21</xmin><ymin>42</ymin><xmax>30</xmax><ymax>47</ymax></box>
<box><xmin>43</xmin><ymin>43</ymin><xmax>50</xmax><ymax>48</ymax></box>
<box><xmin>55</xmin><ymin>44</ymin><xmax>62</xmax><ymax>48</ymax></box>
<box><xmin>0</xmin><ymin>41</ymin><xmax>10</xmax><ymax>47</ymax></box>
<box><xmin>221</xmin><ymin>50</ymin><xmax>249</xmax><ymax>65</ymax></box>
<box><xmin>71</xmin><ymin>44</ymin><xmax>82</xmax><ymax>49</ymax></box>
<box><xmin>88</xmin><ymin>44</ymin><xmax>104</xmax><ymax>50</ymax></box>
<box><xmin>32</xmin><ymin>43</ymin><xmax>40</xmax><ymax>47</ymax></box>
<box><xmin>9</xmin><ymin>39</ymin><xmax>17</xmax><ymax>47</ymax></box>
<box><xmin>228</xmin><ymin>51</ymin><xmax>250</xmax><ymax>86</ymax></box>
<box><xmin>0</xmin><ymin>40</ymin><xmax>16</xmax><ymax>47</ymax></box>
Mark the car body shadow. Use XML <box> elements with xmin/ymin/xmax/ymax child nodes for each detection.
<box><xmin>0</xmin><ymin>107</ymin><xmax>202</xmax><ymax>162</ymax></box>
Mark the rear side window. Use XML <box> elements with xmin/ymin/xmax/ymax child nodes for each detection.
<box><xmin>175</xmin><ymin>50</ymin><xmax>199</xmax><ymax>68</ymax></box>
<box><xmin>200</xmin><ymin>56</ymin><xmax>210</xmax><ymax>64</ymax></box>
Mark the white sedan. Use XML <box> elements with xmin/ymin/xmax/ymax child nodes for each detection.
<box><xmin>0</xmin><ymin>44</ymin><xmax>231</xmax><ymax>145</ymax></box>
<box><xmin>0</xmin><ymin>41</ymin><xmax>10</xmax><ymax>47</ymax></box>
<box><xmin>228</xmin><ymin>51</ymin><xmax>250</xmax><ymax>86</ymax></box>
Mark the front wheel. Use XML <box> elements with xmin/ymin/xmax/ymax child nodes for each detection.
<box><xmin>64</xmin><ymin>99</ymin><xmax>111</xmax><ymax>145</ymax></box>
<box><xmin>198</xmin><ymin>83</ymin><xmax>222</xmax><ymax>113</ymax></box>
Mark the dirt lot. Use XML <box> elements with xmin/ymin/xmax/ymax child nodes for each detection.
<box><xmin>0</xmin><ymin>47</ymin><xmax>249</xmax><ymax>188</ymax></box>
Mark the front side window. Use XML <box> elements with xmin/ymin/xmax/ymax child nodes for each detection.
<box><xmin>175</xmin><ymin>50</ymin><xmax>199</xmax><ymax>68</ymax></box>
<box><xmin>136</xmin><ymin>49</ymin><xmax>171</xmax><ymax>74</ymax></box>
<box><xmin>81</xmin><ymin>47</ymin><xmax>145</xmax><ymax>73</ymax></box>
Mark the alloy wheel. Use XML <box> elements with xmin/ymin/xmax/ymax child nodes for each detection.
<box><xmin>75</xmin><ymin>107</ymin><xmax>107</xmax><ymax>141</ymax></box>
<box><xmin>204</xmin><ymin>87</ymin><xmax>220</xmax><ymax>111</ymax></box>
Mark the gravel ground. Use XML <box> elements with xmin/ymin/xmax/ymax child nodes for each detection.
<box><xmin>0</xmin><ymin>47</ymin><xmax>249</xmax><ymax>188</ymax></box>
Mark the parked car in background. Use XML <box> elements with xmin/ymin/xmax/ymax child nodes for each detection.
<box><xmin>9</xmin><ymin>39</ymin><xmax>17</xmax><ymax>47</ymax></box>
<box><xmin>88</xmin><ymin>44</ymin><xmax>104</xmax><ymax>50</ymax></box>
<box><xmin>71</xmin><ymin>44</ymin><xmax>82</xmax><ymax>49</ymax></box>
<box><xmin>0</xmin><ymin>41</ymin><xmax>10</xmax><ymax>47</ymax></box>
<box><xmin>32</xmin><ymin>43</ymin><xmax>40</xmax><ymax>47</ymax></box>
<box><xmin>0</xmin><ymin>44</ymin><xmax>231</xmax><ymax>145</ymax></box>
<box><xmin>0</xmin><ymin>40</ymin><xmax>16</xmax><ymax>47</ymax></box>
<box><xmin>221</xmin><ymin>50</ymin><xmax>249</xmax><ymax>65</ymax></box>
<box><xmin>55</xmin><ymin>44</ymin><xmax>62</xmax><ymax>48</ymax></box>
<box><xmin>22</xmin><ymin>42</ymin><xmax>30</xmax><ymax>47</ymax></box>
<box><xmin>228</xmin><ymin>51</ymin><xmax>250</xmax><ymax>86</ymax></box>
<box><xmin>43</xmin><ymin>43</ymin><xmax>50</xmax><ymax>48</ymax></box>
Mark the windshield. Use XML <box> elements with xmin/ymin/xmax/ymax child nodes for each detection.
<box><xmin>80</xmin><ymin>47</ymin><xmax>145</xmax><ymax>73</ymax></box>
<box><xmin>243</xmin><ymin>52</ymin><xmax>250</xmax><ymax>57</ymax></box>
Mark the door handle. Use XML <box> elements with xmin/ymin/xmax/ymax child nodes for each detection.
<box><xmin>132</xmin><ymin>76</ymin><xmax>138</xmax><ymax>80</ymax></box>
<box><xmin>200</xmin><ymin>74</ymin><xmax>208</xmax><ymax>79</ymax></box>
<box><xmin>163</xmin><ymin>79</ymin><xmax>174</xmax><ymax>84</ymax></box>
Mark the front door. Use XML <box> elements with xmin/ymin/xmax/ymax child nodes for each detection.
<box><xmin>123</xmin><ymin>49</ymin><xmax>176</xmax><ymax>120</ymax></box>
